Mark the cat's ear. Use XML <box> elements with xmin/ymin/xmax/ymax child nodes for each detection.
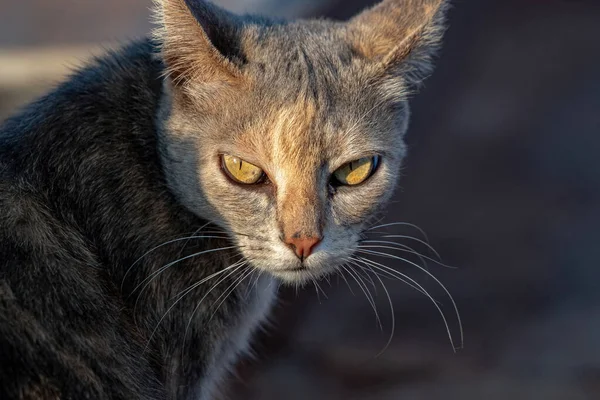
<box><xmin>153</xmin><ymin>0</ymin><xmax>245</xmax><ymax>87</ymax></box>
<box><xmin>348</xmin><ymin>0</ymin><xmax>449</xmax><ymax>87</ymax></box>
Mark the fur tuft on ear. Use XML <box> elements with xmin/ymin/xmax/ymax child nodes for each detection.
<box><xmin>349</xmin><ymin>0</ymin><xmax>449</xmax><ymax>87</ymax></box>
<box><xmin>152</xmin><ymin>0</ymin><xmax>245</xmax><ymax>86</ymax></box>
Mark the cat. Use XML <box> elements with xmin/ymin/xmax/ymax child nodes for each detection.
<box><xmin>0</xmin><ymin>0</ymin><xmax>448</xmax><ymax>399</ymax></box>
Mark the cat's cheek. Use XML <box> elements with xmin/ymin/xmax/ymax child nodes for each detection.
<box><xmin>195</xmin><ymin>163</ymin><xmax>271</xmax><ymax>224</ymax></box>
<box><xmin>330</xmin><ymin>185</ymin><xmax>392</xmax><ymax>226</ymax></box>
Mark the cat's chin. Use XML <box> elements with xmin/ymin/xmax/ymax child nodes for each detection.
<box><xmin>268</xmin><ymin>265</ymin><xmax>336</xmax><ymax>285</ymax></box>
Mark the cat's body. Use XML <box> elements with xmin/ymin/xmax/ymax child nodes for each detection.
<box><xmin>0</xmin><ymin>1</ymin><xmax>448</xmax><ymax>399</ymax></box>
<box><xmin>0</xmin><ymin>40</ymin><xmax>274</xmax><ymax>399</ymax></box>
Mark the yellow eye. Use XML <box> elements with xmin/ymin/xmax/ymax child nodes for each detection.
<box><xmin>221</xmin><ymin>155</ymin><xmax>265</xmax><ymax>185</ymax></box>
<box><xmin>333</xmin><ymin>156</ymin><xmax>379</xmax><ymax>186</ymax></box>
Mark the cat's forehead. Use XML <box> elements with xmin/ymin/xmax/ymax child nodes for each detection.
<box><xmin>242</xmin><ymin>22</ymin><xmax>359</xmax><ymax>88</ymax></box>
<box><xmin>236</xmin><ymin>24</ymin><xmax>379</xmax><ymax>134</ymax></box>
<box><xmin>244</xmin><ymin>21</ymin><xmax>351</xmax><ymax>61</ymax></box>
<box><xmin>178</xmin><ymin>22</ymin><xmax>408</xmax><ymax>170</ymax></box>
<box><xmin>227</xmin><ymin>86</ymin><xmax>399</xmax><ymax>175</ymax></box>
<box><xmin>213</xmin><ymin>29</ymin><xmax>404</xmax><ymax>169</ymax></box>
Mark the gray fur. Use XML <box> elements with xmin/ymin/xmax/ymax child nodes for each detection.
<box><xmin>0</xmin><ymin>1</ymin><xmax>448</xmax><ymax>399</ymax></box>
<box><xmin>159</xmin><ymin>0</ymin><xmax>448</xmax><ymax>283</ymax></box>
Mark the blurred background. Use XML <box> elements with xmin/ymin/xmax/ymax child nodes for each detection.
<box><xmin>2</xmin><ymin>0</ymin><xmax>600</xmax><ymax>399</ymax></box>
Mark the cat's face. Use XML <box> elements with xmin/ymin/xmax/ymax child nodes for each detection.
<box><xmin>156</xmin><ymin>0</ymin><xmax>447</xmax><ymax>284</ymax></box>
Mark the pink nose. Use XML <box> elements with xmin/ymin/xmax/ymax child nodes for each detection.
<box><xmin>285</xmin><ymin>235</ymin><xmax>322</xmax><ymax>261</ymax></box>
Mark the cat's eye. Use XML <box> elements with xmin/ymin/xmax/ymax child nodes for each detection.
<box><xmin>332</xmin><ymin>156</ymin><xmax>380</xmax><ymax>186</ymax></box>
<box><xmin>221</xmin><ymin>155</ymin><xmax>265</xmax><ymax>185</ymax></box>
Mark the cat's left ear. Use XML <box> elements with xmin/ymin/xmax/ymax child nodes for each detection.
<box><xmin>154</xmin><ymin>0</ymin><xmax>245</xmax><ymax>87</ymax></box>
<box><xmin>348</xmin><ymin>0</ymin><xmax>449</xmax><ymax>87</ymax></box>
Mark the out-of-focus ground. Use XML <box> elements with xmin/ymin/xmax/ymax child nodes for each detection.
<box><xmin>1</xmin><ymin>1</ymin><xmax>600</xmax><ymax>399</ymax></box>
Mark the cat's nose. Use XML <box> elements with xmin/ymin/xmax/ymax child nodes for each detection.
<box><xmin>284</xmin><ymin>234</ymin><xmax>322</xmax><ymax>261</ymax></box>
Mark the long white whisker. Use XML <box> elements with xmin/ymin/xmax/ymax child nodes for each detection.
<box><xmin>342</xmin><ymin>265</ymin><xmax>382</xmax><ymax>331</ymax></box>
<box><xmin>142</xmin><ymin>259</ymin><xmax>246</xmax><ymax>354</ymax></box>
<box><xmin>359</xmin><ymin>242</ymin><xmax>455</xmax><ymax>269</ymax></box>
<box><xmin>244</xmin><ymin>269</ymin><xmax>258</xmax><ymax>300</ymax></box>
<box><xmin>365</xmin><ymin>235</ymin><xmax>442</xmax><ymax>261</ymax></box>
<box><xmin>349</xmin><ymin>256</ymin><xmax>433</xmax><ymax>299</ymax></box>
<box><xmin>121</xmin><ymin>234</ymin><xmax>231</xmax><ymax>290</ymax></box>
<box><xmin>175</xmin><ymin>223</ymin><xmax>213</xmax><ymax>260</ymax></box>
<box><xmin>312</xmin><ymin>279</ymin><xmax>322</xmax><ymax>303</ymax></box>
<box><xmin>356</xmin><ymin>255</ymin><xmax>457</xmax><ymax>350</ymax></box>
<box><xmin>208</xmin><ymin>267</ymin><xmax>255</xmax><ymax>323</ymax></box>
<box><xmin>181</xmin><ymin>262</ymin><xmax>248</xmax><ymax>363</ymax></box>
<box><xmin>252</xmin><ymin>269</ymin><xmax>263</xmax><ymax>300</ymax></box>
<box><xmin>354</xmin><ymin>264</ymin><xmax>379</xmax><ymax>293</ymax></box>
<box><xmin>338</xmin><ymin>265</ymin><xmax>356</xmax><ymax>296</ymax></box>
<box><xmin>357</xmin><ymin>250</ymin><xmax>463</xmax><ymax>350</ymax></box>
<box><xmin>355</xmin><ymin>263</ymin><xmax>396</xmax><ymax>357</ymax></box>
<box><xmin>131</xmin><ymin>245</ymin><xmax>236</xmax><ymax>298</ymax></box>
<box><xmin>313</xmin><ymin>278</ymin><xmax>328</xmax><ymax>301</ymax></box>
<box><xmin>171</xmin><ymin>258</ymin><xmax>245</xmax><ymax>303</ymax></box>
<box><xmin>131</xmin><ymin>246</ymin><xmax>239</xmax><ymax>315</ymax></box>
<box><xmin>366</xmin><ymin>222</ymin><xmax>431</xmax><ymax>242</ymax></box>
<box><xmin>362</xmin><ymin>241</ymin><xmax>432</xmax><ymax>275</ymax></box>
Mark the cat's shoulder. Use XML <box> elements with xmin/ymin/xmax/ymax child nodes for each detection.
<box><xmin>0</xmin><ymin>39</ymin><xmax>163</xmax><ymax>149</ymax></box>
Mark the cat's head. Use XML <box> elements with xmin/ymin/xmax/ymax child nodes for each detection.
<box><xmin>155</xmin><ymin>0</ymin><xmax>448</xmax><ymax>284</ymax></box>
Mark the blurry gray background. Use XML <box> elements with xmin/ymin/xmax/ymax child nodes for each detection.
<box><xmin>1</xmin><ymin>0</ymin><xmax>600</xmax><ymax>399</ymax></box>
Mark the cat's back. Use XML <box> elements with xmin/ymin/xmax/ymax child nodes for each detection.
<box><xmin>0</xmin><ymin>39</ymin><xmax>167</xmax><ymax>400</ymax></box>
<box><xmin>0</xmin><ymin>38</ymin><xmax>164</xmax><ymax>282</ymax></box>
<box><xmin>0</xmin><ymin>39</ymin><xmax>162</xmax><ymax>175</ymax></box>
<box><xmin>0</xmin><ymin>39</ymin><xmax>165</xmax><ymax>248</ymax></box>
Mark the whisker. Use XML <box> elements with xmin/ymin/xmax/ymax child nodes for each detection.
<box><xmin>142</xmin><ymin>259</ymin><xmax>246</xmax><ymax>353</ymax></box>
<box><xmin>357</xmin><ymin>263</ymin><xmax>396</xmax><ymax>357</ymax></box>
<box><xmin>312</xmin><ymin>279</ymin><xmax>322</xmax><ymax>304</ymax></box>
<box><xmin>366</xmin><ymin>222</ymin><xmax>430</xmax><ymax>242</ymax></box>
<box><xmin>363</xmin><ymin>234</ymin><xmax>442</xmax><ymax>261</ymax></box>
<box><xmin>171</xmin><ymin>258</ymin><xmax>245</xmax><ymax>303</ymax></box>
<box><xmin>181</xmin><ymin>262</ymin><xmax>249</xmax><ymax>362</ymax></box>
<box><xmin>313</xmin><ymin>278</ymin><xmax>328</xmax><ymax>300</ymax></box>
<box><xmin>175</xmin><ymin>222</ymin><xmax>217</xmax><ymax>259</ymax></box>
<box><xmin>337</xmin><ymin>265</ymin><xmax>356</xmax><ymax>296</ymax></box>
<box><xmin>244</xmin><ymin>269</ymin><xmax>258</xmax><ymax>300</ymax></box>
<box><xmin>131</xmin><ymin>246</ymin><xmax>239</xmax><ymax>315</ymax></box>
<box><xmin>349</xmin><ymin>256</ymin><xmax>431</xmax><ymax>299</ymax></box>
<box><xmin>251</xmin><ymin>269</ymin><xmax>263</xmax><ymax>300</ymax></box>
<box><xmin>354</xmin><ymin>265</ymin><xmax>378</xmax><ymax>293</ymax></box>
<box><xmin>355</xmin><ymin>255</ymin><xmax>457</xmax><ymax>351</ymax></box>
<box><xmin>361</xmin><ymin>240</ymin><xmax>432</xmax><ymax>275</ymax></box>
<box><xmin>359</xmin><ymin>242</ymin><xmax>455</xmax><ymax>269</ymax></box>
<box><xmin>342</xmin><ymin>265</ymin><xmax>382</xmax><ymax>331</ymax></box>
<box><xmin>357</xmin><ymin>250</ymin><xmax>463</xmax><ymax>351</ymax></box>
<box><xmin>365</xmin><ymin>215</ymin><xmax>386</xmax><ymax>231</ymax></box>
<box><xmin>121</xmin><ymin>235</ymin><xmax>232</xmax><ymax>290</ymax></box>
<box><xmin>208</xmin><ymin>267</ymin><xmax>255</xmax><ymax>323</ymax></box>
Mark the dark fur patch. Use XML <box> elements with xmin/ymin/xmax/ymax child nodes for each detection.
<box><xmin>0</xmin><ymin>40</ymin><xmax>253</xmax><ymax>399</ymax></box>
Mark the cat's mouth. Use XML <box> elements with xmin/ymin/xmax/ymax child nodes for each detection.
<box><xmin>266</xmin><ymin>261</ymin><xmax>339</xmax><ymax>284</ymax></box>
<box><xmin>238</xmin><ymin>236</ymin><xmax>347</xmax><ymax>283</ymax></box>
<box><xmin>281</xmin><ymin>266</ymin><xmax>307</xmax><ymax>272</ymax></box>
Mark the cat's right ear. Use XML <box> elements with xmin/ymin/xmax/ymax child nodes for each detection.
<box><xmin>348</xmin><ymin>0</ymin><xmax>449</xmax><ymax>88</ymax></box>
<box><xmin>153</xmin><ymin>0</ymin><xmax>245</xmax><ymax>89</ymax></box>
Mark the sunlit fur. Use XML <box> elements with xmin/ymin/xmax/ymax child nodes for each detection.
<box><xmin>156</xmin><ymin>0</ymin><xmax>448</xmax><ymax>285</ymax></box>
<box><xmin>0</xmin><ymin>1</ymin><xmax>453</xmax><ymax>399</ymax></box>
